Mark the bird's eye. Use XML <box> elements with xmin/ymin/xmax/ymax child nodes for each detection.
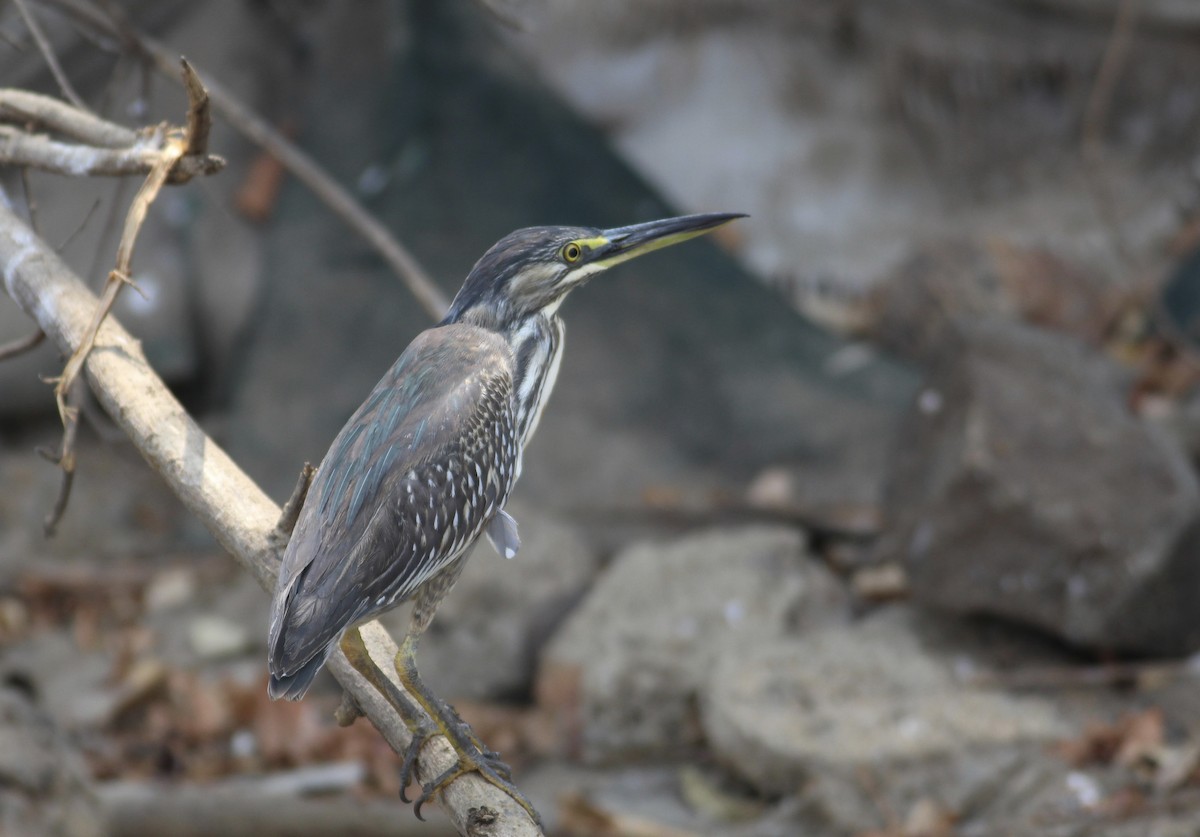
<box><xmin>562</xmin><ymin>242</ymin><xmax>583</xmax><ymax>264</ymax></box>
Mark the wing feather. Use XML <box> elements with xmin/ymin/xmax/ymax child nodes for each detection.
<box><xmin>268</xmin><ymin>324</ymin><xmax>517</xmax><ymax>681</ymax></box>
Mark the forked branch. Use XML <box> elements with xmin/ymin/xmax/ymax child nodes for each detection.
<box><xmin>4</xmin><ymin>60</ymin><xmax>224</xmax><ymax>534</ymax></box>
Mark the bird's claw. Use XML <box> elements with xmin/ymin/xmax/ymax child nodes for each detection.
<box><xmin>397</xmin><ymin>728</ymin><xmax>428</xmax><ymax>804</ymax></box>
<box><xmin>408</xmin><ymin>747</ymin><xmax>539</xmax><ymax>828</ymax></box>
<box><xmin>395</xmin><ymin>706</ymin><xmax>536</xmax><ymax>827</ymax></box>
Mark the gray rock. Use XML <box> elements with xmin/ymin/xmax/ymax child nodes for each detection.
<box><xmin>539</xmin><ymin>526</ymin><xmax>847</xmax><ymax>762</ymax></box>
<box><xmin>384</xmin><ymin>502</ymin><xmax>601</xmax><ymax>701</ymax></box>
<box><xmin>701</xmin><ymin>607</ymin><xmax>1068</xmax><ymax>831</ymax></box>
<box><xmin>880</xmin><ymin>319</ymin><xmax>1200</xmax><ymax>654</ymax></box>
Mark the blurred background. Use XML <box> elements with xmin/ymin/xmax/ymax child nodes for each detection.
<box><xmin>3</xmin><ymin>0</ymin><xmax>1200</xmax><ymax>834</ymax></box>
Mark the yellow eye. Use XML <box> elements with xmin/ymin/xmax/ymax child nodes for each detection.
<box><xmin>562</xmin><ymin>242</ymin><xmax>583</xmax><ymax>264</ymax></box>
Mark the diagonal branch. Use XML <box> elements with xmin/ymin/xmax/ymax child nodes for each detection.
<box><xmin>0</xmin><ymin>203</ymin><xmax>541</xmax><ymax>837</ymax></box>
<box><xmin>36</xmin><ymin>0</ymin><xmax>449</xmax><ymax>320</ymax></box>
<box><xmin>0</xmin><ymin>122</ymin><xmax>225</xmax><ymax>179</ymax></box>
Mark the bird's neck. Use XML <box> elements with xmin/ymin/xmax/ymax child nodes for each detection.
<box><xmin>505</xmin><ymin>313</ymin><xmax>565</xmax><ymax>452</ymax></box>
<box><xmin>447</xmin><ymin>307</ymin><xmax>566</xmax><ymax>454</ymax></box>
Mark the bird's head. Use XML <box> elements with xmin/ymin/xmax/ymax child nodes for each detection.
<box><xmin>444</xmin><ymin>212</ymin><xmax>745</xmax><ymax>329</ymax></box>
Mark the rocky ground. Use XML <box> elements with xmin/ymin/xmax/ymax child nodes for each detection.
<box><xmin>8</xmin><ymin>429</ymin><xmax>1200</xmax><ymax>836</ymax></box>
<box><xmin>5</xmin><ymin>1</ymin><xmax>1200</xmax><ymax>836</ymax></box>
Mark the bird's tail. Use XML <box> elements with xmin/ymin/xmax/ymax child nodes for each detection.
<box><xmin>267</xmin><ymin>567</ymin><xmax>332</xmax><ymax>701</ymax></box>
<box><xmin>267</xmin><ymin>644</ymin><xmax>330</xmax><ymax>700</ymax></box>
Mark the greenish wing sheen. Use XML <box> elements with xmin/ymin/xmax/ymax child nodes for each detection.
<box><xmin>268</xmin><ymin>324</ymin><xmax>517</xmax><ymax>675</ymax></box>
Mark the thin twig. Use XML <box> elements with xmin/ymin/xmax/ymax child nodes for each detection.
<box><xmin>55</xmin><ymin>196</ymin><xmax>100</xmax><ymax>251</ymax></box>
<box><xmin>271</xmin><ymin>462</ymin><xmax>316</xmax><ymax>551</ymax></box>
<box><xmin>49</xmin><ymin>57</ymin><xmax>214</xmax><ymax>432</ymax></box>
<box><xmin>85</xmin><ymin>177</ymin><xmax>131</xmax><ymax>285</ymax></box>
<box><xmin>49</xmin><ymin>133</ymin><xmax>180</xmax><ymax>424</ymax></box>
<box><xmin>38</xmin><ymin>0</ymin><xmax>449</xmax><ymax>319</ymax></box>
<box><xmin>160</xmin><ymin>52</ymin><xmax>448</xmax><ymax>318</ymax></box>
<box><xmin>1081</xmin><ymin>0</ymin><xmax>1145</xmax><ymax>272</ymax></box>
<box><xmin>19</xmin><ymin>167</ymin><xmax>39</xmax><ymax>232</ymax></box>
<box><xmin>42</xmin><ymin>378</ymin><xmax>82</xmax><ymax>536</ymax></box>
<box><xmin>37</xmin><ymin>63</ymin><xmax>207</xmax><ymax>530</ymax></box>
<box><xmin>39</xmin><ymin>138</ymin><xmax>174</xmax><ymax>529</ymax></box>
<box><xmin>12</xmin><ymin>0</ymin><xmax>89</xmax><ymax>111</ymax></box>
<box><xmin>0</xmin><ymin>328</ymin><xmax>46</xmax><ymax>360</ymax></box>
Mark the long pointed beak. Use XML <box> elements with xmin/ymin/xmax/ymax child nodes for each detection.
<box><xmin>591</xmin><ymin>212</ymin><xmax>746</xmax><ymax>269</ymax></box>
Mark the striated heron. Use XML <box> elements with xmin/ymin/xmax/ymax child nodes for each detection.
<box><xmin>267</xmin><ymin>212</ymin><xmax>744</xmax><ymax>823</ymax></box>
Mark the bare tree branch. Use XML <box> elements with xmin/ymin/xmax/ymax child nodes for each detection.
<box><xmin>0</xmin><ymin>123</ymin><xmax>225</xmax><ymax>179</ymax></box>
<box><xmin>0</xmin><ymin>89</ymin><xmax>138</xmax><ymax>147</ymax></box>
<box><xmin>0</xmin><ymin>203</ymin><xmax>542</xmax><ymax>836</ymax></box>
<box><xmin>0</xmin><ymin>327</ymin><xmax>46</xmax><ymax>360</ymax></box>
<box><xmin>0</xmin><ymin>122</ymin><xmax>155</xmax><ymax>174</ymax></box>
<box><xmin>50</xmin><ymin>128</ymin><xmax>177</xmax><ymax>419</ymax></box>
<box><xmin>38</xmin><ymin>60</ymin><xmax>216</xmax><ymax>527</ymax></box>
<box><xmin>37</xmin><ymin>0</ymin><xmax>450</xmax><ymax>320</ymax></box>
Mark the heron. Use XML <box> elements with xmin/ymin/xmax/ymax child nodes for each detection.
<box><xmin>267</xmin><ymin>211</ymin><xmax>745</xmax><ymax>823</ymax></box>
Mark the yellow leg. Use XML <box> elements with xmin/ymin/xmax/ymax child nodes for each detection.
<box><xmin>392</xmin><ymin>633</ymin><xmax>542</xmax><ymax>827</ymax></box>
<box><xmin>338</xmin><ymin>627</ymin><xmax>542</xmax><ymax>827</ymax></box>
<box><xmin>339</xmin><ymin>627</ymin><xmax>427</xmax><ymax>726</ymax></box>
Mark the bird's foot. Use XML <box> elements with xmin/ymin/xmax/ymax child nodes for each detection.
<box><xmin>340</xmin><ymin>628</ymin><xmax>540</xmax><ymax>825</ymax></box>
<box><xmin>398</xmin><ymin>699</ymin><xmax>538</xmax><ymax>827</ymax></box>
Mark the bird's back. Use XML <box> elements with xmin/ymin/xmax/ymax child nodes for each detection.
<box><xmin>267</xmin><ymin>324</ymin><xmax>518</xmax><ymax>698</ymax></box>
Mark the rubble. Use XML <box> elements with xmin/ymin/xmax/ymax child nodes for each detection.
<box><xmin>703</xmin><ymin>607</ymin><xmax>1070</xmax><ymax>833</ymax></box>
<box><xmin>880</xmin><ymin>319</ymin><xmax>1200</xmax><ymax>654</ymax></box>
<box><xmin>538</xmin><ymin>526</ymin><xmax>847</xmax><ymax>761</ymax></box>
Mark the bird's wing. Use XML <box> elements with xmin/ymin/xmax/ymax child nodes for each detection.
<box><xmin>268</xmin><ymin>324</ymin><xmax>517</xmax><ymax>678</ymax></box>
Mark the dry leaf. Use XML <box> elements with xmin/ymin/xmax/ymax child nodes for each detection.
<box><xmin>1053</xmin><ymin>708</ymin><xmax>1165</xmax><ymax>769</ymax></box>
<box><xmin>901</xmin><ymin>798</ymin><xmax>956</xmax><ymax>837</ymax></box>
